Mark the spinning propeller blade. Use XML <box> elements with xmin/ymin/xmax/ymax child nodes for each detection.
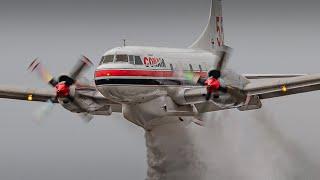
<box><xmin>34</xmin><ymin>99</ymin><xmax>55</xmax><ymax>121</ymax></box>
<box><xmin>28</xmin><ymin>59</ymin><xmax>58</xmax><ymax>87</ymax></box>
<box><xmin>69</xmin><ymin>56</ymin><xmax>93</xmax><ymax>83</ymax></box>
<box><xmin>28</xmin><ymin>56</ymin><xmax>94</xmax><ymax>122</ymax></box>
<box><xmin>214</xmin><ymin>46</ymin><xmax>231</xmax><ymax>72</ymax></box>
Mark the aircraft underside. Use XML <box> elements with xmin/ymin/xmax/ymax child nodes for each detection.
<box><xmin>96</xmin><ymin>83</ymin><xmax>251</xmax><ymax>129</ymax></box>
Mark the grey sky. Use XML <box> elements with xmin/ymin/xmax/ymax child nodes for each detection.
<box><xmin>0</xmin><ymin>0</ymin><xmax>320</xmax><ymax>179</ymax></box>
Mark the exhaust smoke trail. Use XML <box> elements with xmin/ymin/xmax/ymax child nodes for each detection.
<box><xmin>144</xmin><ymin>108</ymin><xmax>320</xmax><ymax>180</ymax></box>
<box><xmin>144</xmin><ymin>112</ymin><xmax>239</xmax><ymax>180</ymax></box>
<box><xmin>145</xmin><ymin>121</ymin><xmax>206</xmax><ymax>180</ymax></box>
<box><xmin>191</xmin><ymin>109</ymin><xmax>320</xmax><ymax>180</ymax></box>
<box><xmin>189</xmin><ymin>111</ymin><xmax>245</xmax><ymax>180</ymax></box>
<box><xmin>250</xmin><ymin>108</ymin><xmax>320</xmax><ymax>180</ymax></box>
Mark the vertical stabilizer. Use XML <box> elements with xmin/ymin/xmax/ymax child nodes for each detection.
<box><xmin>190</xmin><ymin>0</ymin><xmax>224</xmax><ymax>51</ymax></box>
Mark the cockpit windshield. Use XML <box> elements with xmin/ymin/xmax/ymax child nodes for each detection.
<box><xmin>100</xmin><ymin>55</ymin><xmax>114</xmax><ymax>64</ymax></box>
<box><xmin>115</xmin><ymin>55</ymin><xmax>128</xmax><ymax>62</ymax></box>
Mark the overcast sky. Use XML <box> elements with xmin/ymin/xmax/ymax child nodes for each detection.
<box><xmin>0</xmin><ymin>0</ymin><xmax>320</xmax><ymax>179</ymax></box>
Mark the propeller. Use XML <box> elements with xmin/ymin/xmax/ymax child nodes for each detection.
<box><xmin>28</xmin><ymin>56</ymin><xmax>93</xmax><ymax>121</ymax></box>
<box><xmin>187</xmin><ymin>46</ymin><xmax>238</xmax><ymax>125</ymax></box>
<box><xmin>200</xmin><ymin>46</ymin><xmax>247</xmax><ymax>106</ymax></box>
<box><xmin>172</xmin><ymin>46</ymin><xmax>231</xmax><ymax>100</ymax></box>
<box><xmin>28</xmin><ymin>58</ymin><xmax>58</xmax><ymax>87</ymax></box>
<box><xmin>34</xmin><ymin>100</ymin><xmax>54</xmax><ymax>122</ymax></box>
<box><xmin>202</xmin><ymin>46</ymin><xmax>231</xmax><ymax>100</ymax></box>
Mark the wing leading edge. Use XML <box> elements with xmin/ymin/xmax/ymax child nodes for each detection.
<box><xmin>0</xmin><ymin>86</ymin><xmax>57</xmax><ymax>103</ymax></box>
<box><xmin>0</xmin><ymin>86</ymin><xmax>122</xmax><ymax>113</ymax></box>
<box><xmin>244</xmin><ymin>74</ymin><xmax>305</xmax><ymax>80</ymax></box>
<box><xmin>244</xmin><ymin>74</ymin><xmax>320</xmax><ymax>99</ymax></box>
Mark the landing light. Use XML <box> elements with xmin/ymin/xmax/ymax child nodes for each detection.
<box><xmin>27</xmin><ymin>94</ymin><xmax>33</xmax><ymax>101</ymax></box>
<box><xmin>281</xmin><ymin>85</ymin><xmax>287</xmax><ymax>93</ymax></box>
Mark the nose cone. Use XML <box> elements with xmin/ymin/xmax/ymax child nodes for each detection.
<box><xmin>94</xmin><ymin>63</ymin><xmax>136</xmax><ymax>103</ymax></box>
<box><xmin>94</xmin><ymin>63</ymin><xmax>160</xmax><ymax>104</ymax></box>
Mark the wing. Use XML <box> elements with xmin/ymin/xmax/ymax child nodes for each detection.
<box><xmin>0</xmin><ymin>85</ymin><xmax>58</xmax><ymax>102</ymax></box>
<box><xmin>0</xmin><ymin>85</ymin><xmax>122</xmax><ymax>113</ymax></box>
<box><xmin>170</xmin><ymin>74</ymin><xmax>320</xmax><ymax>114</ymax></box>
<box><xmin>243</xmin><ymin>74</ymin><xmax>320</xmax><ymax>99</ymax></box>
<box><xmin>244</xmin><ymin>74</ymin><xmax>305</xmax><ymax>79</ymax></box>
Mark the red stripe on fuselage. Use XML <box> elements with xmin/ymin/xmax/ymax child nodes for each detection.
<box><xmin>95</xmin><ymin>69</ymin><xmax>207</xmax><ymax>78</ymax></box>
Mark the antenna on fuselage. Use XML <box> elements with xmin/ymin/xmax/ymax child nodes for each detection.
<box><xmin>123</xmin><ymin>39</ymin><xmax>126</xmax><ymax>47</ymax></box>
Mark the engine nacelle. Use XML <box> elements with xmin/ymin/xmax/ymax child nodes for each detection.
<box><xmin>58</xmin><ymin>86</ymin><xmax>112</xmax><ymax>116</ymax></box>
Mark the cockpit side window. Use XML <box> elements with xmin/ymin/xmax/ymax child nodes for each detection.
<box><xmin>100</xmin><ymin>55</ymin><xmax>114</xmax><ymax>64</ymax></box>
<box><xmin>115</xmin><ymin>55</ymin><xmax>128</xmax><ymax>62</ymax></box>
<box><xmin>134</xmin><ymin>56</ymin><xmax>143</xmax><ymax>65</ymax></box>
<box><xmin>189</xmin><ymin>64</ymin><xmax>193</xmax><ymax>71</ymax></box>
<box><xmin>170</xmin><ymin>64</ymin><xmax>174</xmax><ymax>71</ymax></box>
<box><xmin>199</xmin><ymin>65</ymin><xmax>203</xmax><ymax>72</ymax></box>
<box><xmin>129</xmin><ymin>55</ymin><xmax>135</xmax><ymax>64</ymax></box>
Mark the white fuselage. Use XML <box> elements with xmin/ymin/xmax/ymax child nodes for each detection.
<box><xmin>95</xmin><ymin>46</ymin><xmax>218</xmax><ymax>104</ymax></box>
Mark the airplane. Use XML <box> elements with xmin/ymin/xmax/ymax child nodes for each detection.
<box><xmin>1</xmin><ymin>0</ymin><xmax>319</xmax><ymax>129</ymax></box>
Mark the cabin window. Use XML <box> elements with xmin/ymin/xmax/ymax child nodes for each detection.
<box><xmin>199</xmin><ymin>65</ymin><xmax>203</xmax><ymax>72</ymax></box>
<box><xmin>170</xmin><ymin>64</ymin><xmax>174</xmax><ymax>71</ymax></box>
<box><xmin>115</xmin><ymin>55</ymin><xmax>128</xmax><ymax>62</ymax></box>
<box><xmin>134</xmin><ymin>56</ymin><xmax>143</xmax><ymax>65</ymax></box>
<box><xmin>129</xmin><ymin>55</ymin><xmax>135</xmax><ymax>64</ymax></box>
<box><xmin>189</xmin><ymin>64</ymin><xmax>193</xmax><ymax>71</ymax></box>
<box><xmin>100</xmin><ymin>55</ymin><xmax>114</xmax><ymax>64</ymax></box>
